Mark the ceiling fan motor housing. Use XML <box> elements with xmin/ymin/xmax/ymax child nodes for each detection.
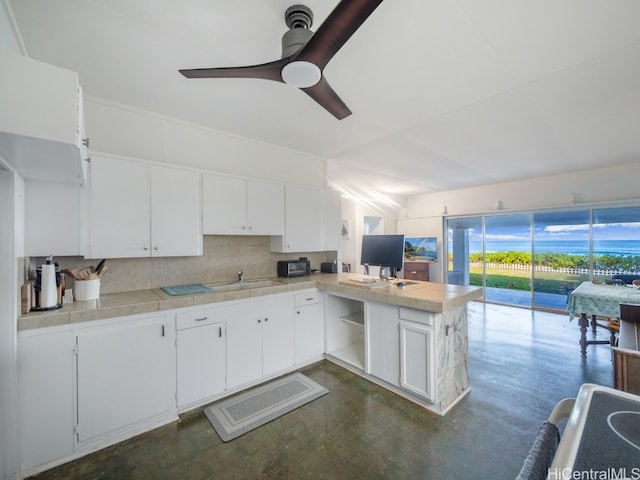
<box><xmin>282</xmin><ymin>5</ymin><xmax>314</xmax><ymax>58</ymax></box>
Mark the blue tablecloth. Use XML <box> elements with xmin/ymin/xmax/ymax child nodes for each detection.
<box><xmin>568</xmin><ymin>281</ymin><xmax>640</xmax><ymax>320</ymax></box>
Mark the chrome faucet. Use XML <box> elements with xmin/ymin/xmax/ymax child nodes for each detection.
<box><xmin>237</xmin><ymin>269</ymin><xmax>244</xmax><ymax>283</ymax></box>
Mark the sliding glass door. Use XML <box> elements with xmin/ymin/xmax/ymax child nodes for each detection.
<box><xmin>445</xmin><ymin>205</ymin><xmax>640</xmax><ymax>312</ymax></box>
<box><xmin>592</xmin><ymin>206</ymin><xmax>640</xmax><ymax>280</ymax></box>
<box><xmin>484</xmin><ymin>214</ymin><xmax>532</xmax><ymax>306</ymax></box>
<box><xmin>532</xmin><ymin>210</ymin><xmax>590</xmax><ymax>309</ymax></box>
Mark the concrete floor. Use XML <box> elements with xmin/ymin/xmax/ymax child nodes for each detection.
<box><xmin>29</xmin><ymin>302</ymin><xmax>614</xmax><ymax>479</ymax></box>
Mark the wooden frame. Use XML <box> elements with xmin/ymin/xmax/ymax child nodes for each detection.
<box><xmin>613</xmin><ymin>347</ymin><xmax>640</xmax><ymax>395</ymax></box>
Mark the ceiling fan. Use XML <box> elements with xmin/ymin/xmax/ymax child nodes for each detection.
<box><xmin>179</xmin><ymin>0</ymin><xmax>384</xmax><ymax>120</ymax></box>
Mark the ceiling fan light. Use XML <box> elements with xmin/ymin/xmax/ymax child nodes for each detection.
<box><xmin>281</xmin><ymin>61</ymin><xmax>321</xmax><ymax>88</ymax></box>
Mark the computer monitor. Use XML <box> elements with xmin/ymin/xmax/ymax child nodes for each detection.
<box><xmin>360</xmin><ymin>234</ymin><xmax>405</xmax><ymax>279</ymax></box>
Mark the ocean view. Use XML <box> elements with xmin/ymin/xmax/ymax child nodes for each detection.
<box><xmin>469</xmin><ymin>239</ymin><xmax>640</xmax><ymax>256</ymax></box>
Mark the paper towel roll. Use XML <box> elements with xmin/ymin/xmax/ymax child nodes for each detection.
<box><xmin>40</xmin><ymin>263</ymin><xmax>58</xmax><ymax>308</ymax></box>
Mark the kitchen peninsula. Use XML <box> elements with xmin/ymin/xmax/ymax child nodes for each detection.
<box><xmin>17</xmin><ymin>273</ymin><xmax>481</xmax><ymax>476</ymax></box>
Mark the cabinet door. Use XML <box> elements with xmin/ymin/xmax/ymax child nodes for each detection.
<box><xmin>226</xmin><ymin>312</ymin><xmax>263</xmax><ymax>390</ymax></box>
<box><xmin>202</xmin><ymin>175</ymin><xmax>246</xmax><ymax>234</ymax></box>
<box><xmin>150</xmin><ymin>165</ymin><xmax>202</xmax><ymax>256</ymax></box>
<box><xmin>246</xmin><ymin>180</ymin><xmax>284</xmax><ymax>235</ymax></box>
<box><xmin>295</xmin><ymin>302</ymin><xmax>323</xmax><ymax>364</ymax></box>
<box><xmin>399</xmin><ymin>320</ymin><xmax>435</xmax><ymax>402</ymax></box>
<box><xmin>262</xmin><ymin>303</ymin><xmax>295</xmax><ymax>376</ymax></box>
<box><xmin>177</xmin><ymin>322</ymin><xmax>226</xmax><ymax>408</ymax></box>
<box><xmin>404</xmin><ymin>262</ymin><xmax>430</xmax><ymax>282</ymax></box>
<box><xmin>366</xmin><ymin>303</ymin><xmax>400</xmax><ymax>386</ymax></box>
<box><xmin>18</xmin><ymin>329</ymin><xmax>75</xmax><ymax>470</ymax></box>
<box><xmin>272</xmin><ymin>186</ymin><xmax>323</xmax><ymax>252</ymax></box>
<box><xmin>88</xmin><ymin>154</ymin><xmax>150</xmax><ymax>258</ymax></box>
<box><xmin>76</xmin><ymin>316</ymin><xmax>172</xmax><ymax>444</ymax></box>
<box><xmin>322</xmin><ymin>189</ymin><xmax>341</xmax><ymax>251</ymax></box>
<box><xmin>25</xmin><ymin>181</ymin><xmax>83</xmax><ymax>256</ymax></box>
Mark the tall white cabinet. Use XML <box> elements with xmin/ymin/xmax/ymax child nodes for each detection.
<box><xmin>87</xmin><ymin>153</ymin><xmax>202</xmax><ymax>258</ymax></box>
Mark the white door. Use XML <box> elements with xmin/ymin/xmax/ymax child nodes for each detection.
<box><xmin>246</xmin><ymin>180</ymin><xmax>284</xmax><ymax>235</ymax></box>
<box><xmin>18</xmin><ymin>330</ymin><xmax>75</xmax><ymax>469</ymax></box>
<box><xmin>150</xmin><ymin>165</ymin><xmax>202</xmax><ymax>256</ymax></box>
<box><xmin>262</xmin><ymin>303</ymin><xmax>295</xmax><ymax>376</ymax></box>
<box><xmin>76</xmin><ymin>316</ymin><xmax>171</xmax><ymax>444</ymax></box>
<box><xmin>226</xmin><ymin>312</ymin><xmax>263</xmax><ymax>390</ymax></box>
<box><xmin>399</xmin><ymin>320</ymin><xmax>435</xmax><ymax>402</ymax></box>
<box><xmin>294</xmin><ymin>302</ymin><xmax>323</xmax><ymax>364</ymax></box>
<box><xmin>202</xmin><ymin>175</ymin><xmax>246</xmax><ymax>234</ymax></box>
<box><xmin>177</xmin><ymin>322</ymin><xmax>226</xmax><ymax>407</ymax></box>
<box><xmin>88</xmin><ymin>154</ymin><xmax>150</xmax><ymax>258</ymax></box>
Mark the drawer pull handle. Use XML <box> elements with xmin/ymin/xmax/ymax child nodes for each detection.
<box><xmin>306</xmin><ymin>297</ymin><xmax>314</xmax><ymax>301</ymax></box>
<box><xmin>195</xmin><ymin>317</ymin><xmax>208</xmax><ymax>322</ymax></box>
<box><xmin>219</xmin><ymin>326</ymin><xmax>222</xmax><ymax>338</ymax></box>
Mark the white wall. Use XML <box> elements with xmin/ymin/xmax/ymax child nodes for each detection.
<box><xmin>406</xmin><ymin>162</ymin><xmax>640</xmax><ymax>218</ymax></box>
<box><xmin>84</xmin><ymin>97</ymin><xmax>327</xmax><ymax>188</ymax></box>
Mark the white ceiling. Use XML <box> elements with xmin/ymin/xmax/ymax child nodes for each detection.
<box><xmin>7</xmin><ymin>0</ymin><xmax>640</xmax><ymax>198</ymax></box>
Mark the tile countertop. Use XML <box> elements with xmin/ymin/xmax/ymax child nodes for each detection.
<box><xmin>18</xmin><ymin>273</ymin><xmax>482</xmax><ymax>331</ymax></box>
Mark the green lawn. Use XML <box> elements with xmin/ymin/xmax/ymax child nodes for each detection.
<box><xmin>469</xmin><ymin>267</ymin><xmax>586</xmax><ymax>295</ymax></box>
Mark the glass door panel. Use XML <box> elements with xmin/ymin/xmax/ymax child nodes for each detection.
<box><xmin>447</xmin><ymin>217</ymin><xmax>482</xmax><ymax>295</ymax></box>
<box><xmin>532</xmin><ymin>210</ymin><xmax>590</xmax><ymax>310</ymax></box>
<box><xmin>484</xmin><ymin>214</ymin><xmax>532</xmax><ymax>307</ymax></box>
<box><xmin>592</xmin><ymin>206</ymin><xmax>640</xmax><ymax>282</ymax></box>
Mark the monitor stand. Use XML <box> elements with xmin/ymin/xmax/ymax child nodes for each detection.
<box><xmin>379</xmin><ymin>266</ymin><xmax>391</xmax><ymax>280</ymax></box>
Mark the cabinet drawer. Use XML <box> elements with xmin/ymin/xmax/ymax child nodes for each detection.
<box><xmin>176</xmin><ymin>309</ymin><xmax>218</xmax><ymax>330</ymax></box>
<box><xmin>398</xmin><ymin>307</ymin><xmax>433</xmax><ymax>326</ymax></box>
<box><xmin>295</xmin><ymin>291</ymin><xmax>321</xmax><ymax>307</ymax></box>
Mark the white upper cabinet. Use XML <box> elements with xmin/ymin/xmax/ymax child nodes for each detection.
<box><xmin>150</xmin><ymin>165</ymin><xmax>202</xmax><ymax>257</ymax></box>
<box><xmin>87</xmin><ymin>153</ymin><xmax>202</xmax><ymax>259</ymax></box>
<box><xmin>202</xmin><ymin>174</ymin><xmax>283</xmax><ymax>235</ymax></box>
<box><xmin>271</xmin><ymin>186</ymin><xmax>340</xmax><ymax>253</ymax></box>
<box><xmin>0</xmin><ymin>50</ymin><xmax>87</xmax><ymax>185</ymax></box>
<box><xmin>322</xmin><ymin>189</ymin><xmax>341</xmax><ymax>252</ymax></box>
<box><xmin>25</xmin><ymin>181</ymin><xmax>84</xmax><ymax>257</ymax></box>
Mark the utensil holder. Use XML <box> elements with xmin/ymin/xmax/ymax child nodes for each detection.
<box><xmin>74</xmin><ymin>278</ymin><xmax>100</xmax><ymax>301</ymax></box>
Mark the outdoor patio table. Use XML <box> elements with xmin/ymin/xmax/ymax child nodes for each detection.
<box><xmin>568</xmin><ymin>281</ymin><xmax>640</xmax><ymax>356</ymax></box>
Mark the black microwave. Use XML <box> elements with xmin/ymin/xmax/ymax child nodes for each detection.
<box><xmin>277</xmin><ymin>259</ymin><xmax>311</xmax><ymax>278</ymax></box>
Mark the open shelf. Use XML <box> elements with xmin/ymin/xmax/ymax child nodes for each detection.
<box><xmin>328</xmin><ymin>341</ymin><xmax>365</xmax><ymax>371</ymax></box>
<box><xmin>340</xmin><ymin>311</ymin><xmax>364</xmax><ymax>327</ymax></box>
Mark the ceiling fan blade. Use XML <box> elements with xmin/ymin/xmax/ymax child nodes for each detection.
<box><xmin>296</xmin><ymin>0</ymin><xmax>384</xmax><ymax>70</ymax></box>
<box><xmin>179</xmin><ymin>57</ymin><xmax>289</xmax><ymax>82</ymax></box>
<box><xmin>302</xmin><ymin>77</ymin><xmax>352</xmax><ymax>120</ymax></box>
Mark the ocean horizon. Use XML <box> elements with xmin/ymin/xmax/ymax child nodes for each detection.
<box><xmin>469</xmin><ymin>239</ymin><xmax>640</xmax><ymax>256</ymax></box>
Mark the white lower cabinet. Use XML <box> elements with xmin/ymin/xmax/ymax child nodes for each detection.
<box><xmin>176</xmin><ymin>310</ymin><xmax>226</xmax><ymax>410</ymax></box>
<box><xmin>367</xmin><ymin>304</ymin><xmax>436</xmax><ymax>402</ymax></box>
<box><xmin>399</xmin><ymin>320</ymin><xmax>435</xmax><ymax>402</ymax></box>
<box><xmin>75</xmin><ymin>314</ymin><xmax>175</xmax><ymax>445</ymax></box>
<box><xmin>18</xmin><ymin>328</ymin><xmax>75</xmax><ymax>470</ymax></box>
<box><xmin>294</xmin><ymin>291</ymin><xmax>323</xmax><ymax>364</ymax></box>
<box><xmin>226</xmin><ymin>296</ymin><xmax>294</xmax><ymax>390</ymax></box>
<box><xmin>366</xmin><ymin>303</ymin><xmax>400</xmax><ymax>387</ymax></box>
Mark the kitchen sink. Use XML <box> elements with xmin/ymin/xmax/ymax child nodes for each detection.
<box><xmin>206</xmin><ymin>279</ymin><xmax>284</xmax><ymax>293</ymax></box>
